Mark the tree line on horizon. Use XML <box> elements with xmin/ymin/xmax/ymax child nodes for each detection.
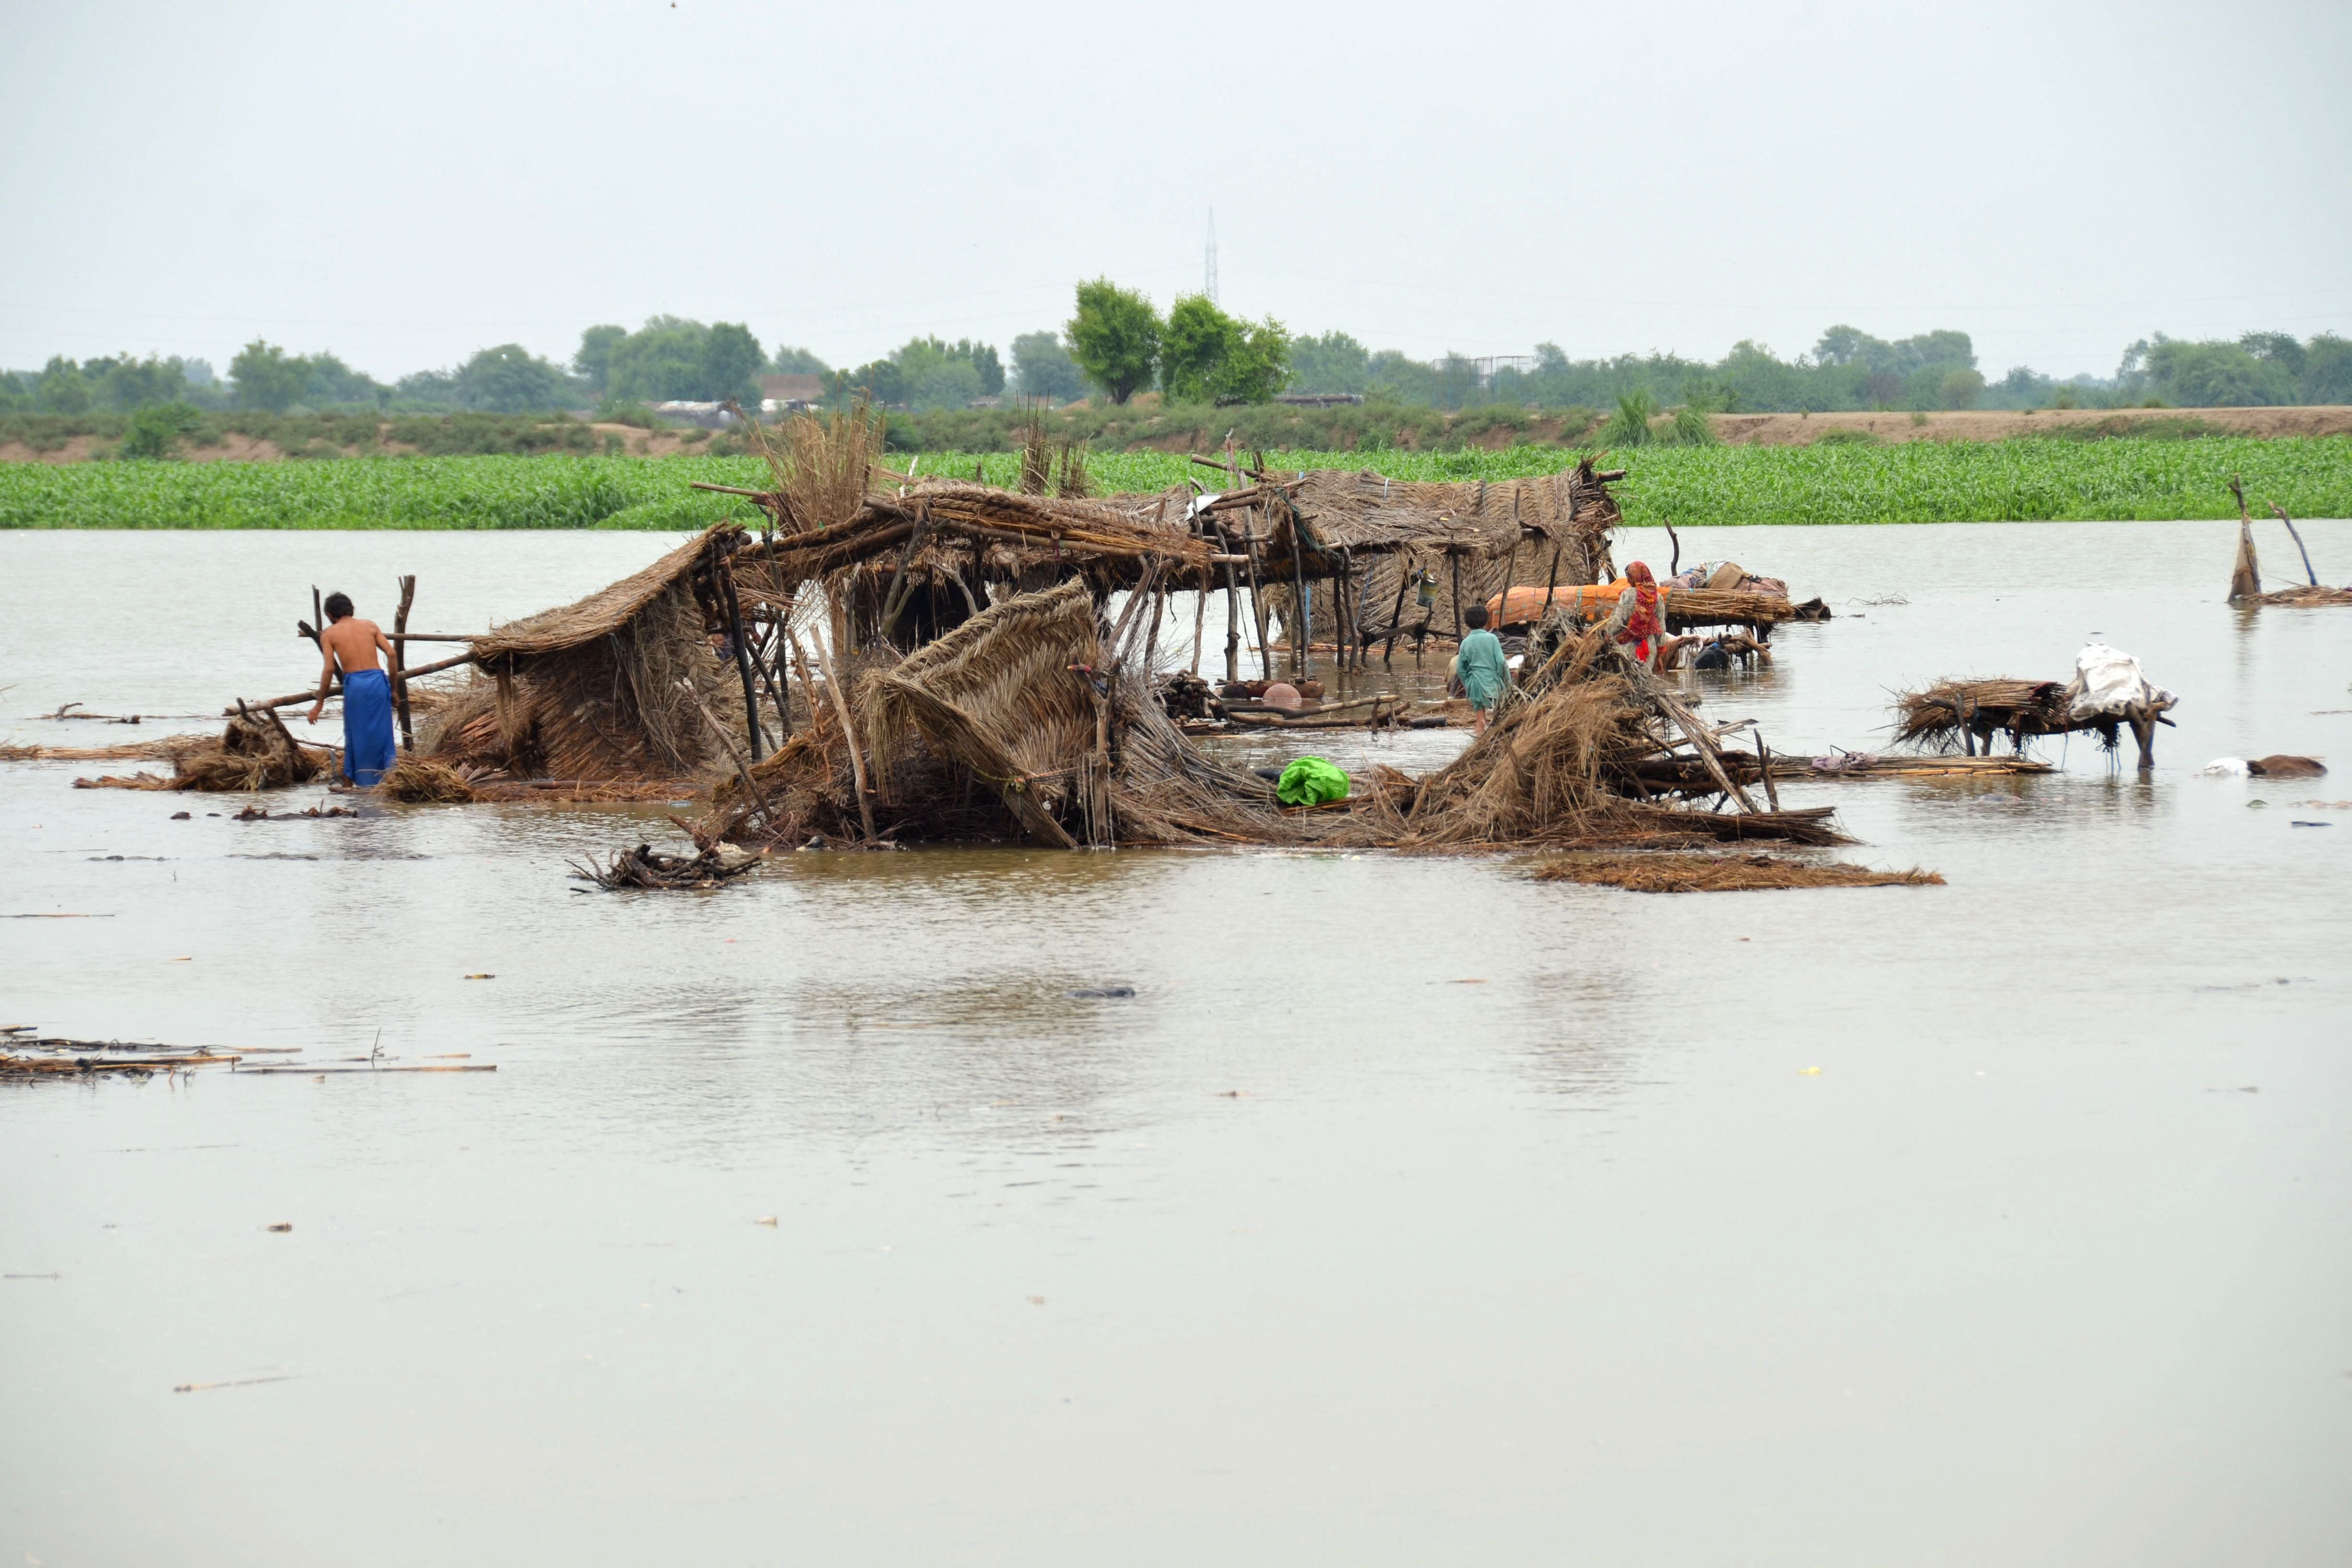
<box><xmin>7</xmin><ymin>287</ymin><xmax>2348</xmax><ymax>422</ymax></box>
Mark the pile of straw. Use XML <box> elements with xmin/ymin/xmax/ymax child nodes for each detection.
<box><xmin>376</xmin><ymin>757</ymin><xmax>480</xmax><ymax>803</ymax></box>
<box><xmin>1531</xmin><ymin>853</ymin><xmax>1944</xmax><ymax>893</ymax></box>
<box><xmin>1893</xmin><ymin>678</ymin><xmax>2070</xmax><ymax>751</ymax></box>
<box><xmin>74</xmin><ymin>711</ymin><xmax>333</xmax><ymax>792</ymax></box>
<box><xmin>2251</xmin><ymin>584</ymin><xmax>2352</xmax><ymax>606</ymax></box>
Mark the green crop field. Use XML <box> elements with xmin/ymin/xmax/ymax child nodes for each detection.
<box><xmin>1</xmin><ymin>438</ymin><xmax>2345</xmax><ymax>531</ymax></box>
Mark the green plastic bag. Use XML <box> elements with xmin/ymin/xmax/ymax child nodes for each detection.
<box><xmin>1276</xmin><ymin>756</ymin><xmax>1350</xmax><ymax>807</ymax></box>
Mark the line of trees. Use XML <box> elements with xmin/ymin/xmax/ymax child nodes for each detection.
<box><xmin>8</xmin><ymin>304</ymin><xmax>2349</xmax><ymax>422</ymax></box>
<box><xmin>0</xmin><ymin>318</ymin><xmax>832</xmax><ymax>418</ymax></box>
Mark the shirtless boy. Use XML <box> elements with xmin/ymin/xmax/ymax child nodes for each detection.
<box><xmin>305</xmin><ymin>592</ymin><xmax>399</xmax><ymax>787</ymax></box>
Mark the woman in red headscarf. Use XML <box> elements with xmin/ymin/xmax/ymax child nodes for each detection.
<box><xmin>1603</xmin><ymin>560</ymin><xmax>1668</xmax><ymax>667</ymax></box>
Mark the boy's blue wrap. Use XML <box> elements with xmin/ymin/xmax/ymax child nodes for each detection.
<box><xmin>340</xmin><ymin>668</ymin><xmax>397</xmax><ymax>786</ymax></box>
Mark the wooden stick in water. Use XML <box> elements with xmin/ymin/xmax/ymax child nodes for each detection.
<box><xmin>232</xmin><ymin>651</ymin><xmax>473</xmax><ymax>715</ymax></box>
<box><xmin>677</xmin><ymin>678</ymin><xmax>774</xmax><ymax>824</ymax></box>
<box><xmin>810</xmin><ymin>634</ymin><xmax>878</xmax><ymax>842</ymax></box>
<box><xmin>392</xmin><ymin>574</ymin><xmax>416</xmax><ymax>754</ymax></box>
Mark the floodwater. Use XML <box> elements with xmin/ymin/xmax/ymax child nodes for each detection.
<box><xmin>2</xmin><ymin>520</ymin><xmax>2349</xmax><ymax>1567</ymax></box>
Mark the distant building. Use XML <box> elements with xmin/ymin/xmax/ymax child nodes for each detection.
<box><xmin>1274</xmin><ymin>392</ymin><xmax>1365</xmax><ymax>407</ymax></box>
<box><xmin>759</xmin><ymin>373</ymin><xmax>826</xmax><ymax>414</ymax></box>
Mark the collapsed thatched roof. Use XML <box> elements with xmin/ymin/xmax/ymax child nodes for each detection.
<box><xmin>861</xmin><ymin>578</ymin><xmax>1106</xmax><ymax>848</ymax></box>
<box><xmin>471</xmin><ymin>523</ymin><xmax>745</xmax><ymax>662</ymax></box>
<box><xmin>424</xmin><ymin>521</ymin><xmax>752</xmax><ymax>783</ymax></box>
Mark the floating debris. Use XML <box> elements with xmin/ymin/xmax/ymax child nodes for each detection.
<box><xmin>570</xmin><ymin>842</ymin><xmax>766</xmax><ymax>891</ymax></box>
<box><xmin>1530</xmin><ymin>853</ymin><xmax>1944</xmax><ymax>894</ymax></box>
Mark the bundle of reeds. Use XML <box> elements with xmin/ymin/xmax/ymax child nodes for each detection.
<box><xmin>1893</xmin><ymin>678</ymin><xmax>2069</xmax><ymax>751</ymax></box>
<box><xmin>756</xmin><ymin>402</ymin><xmax>885</xmax><ymax>534</ymax></box>
<box><xmin>75</xmin><ymin>710</ymin><xmax>335</xmax><ymax>792</ymax></box>
<box><xmin>376</xmin><ymin>757</ymin><xmax>479</xmax><ymax>803</ymax></box>
<box><xmin>1530</xmin><ymin>853</ymin><xmax>1943</xmax><ymax>893</ymax></box>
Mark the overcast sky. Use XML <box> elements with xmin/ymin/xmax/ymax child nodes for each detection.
<box><xmin>4</xmin><ymin>0</ymin><xmax>2348</xmax><ymax>383</ymax></box>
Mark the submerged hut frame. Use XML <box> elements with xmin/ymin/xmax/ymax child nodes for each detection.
<box><xmin>1182</xmin><ymin>458</ymin><xmax>1627</xmax><ymax>679</ymax></box>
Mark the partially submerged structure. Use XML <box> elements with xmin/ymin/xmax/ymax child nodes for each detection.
<box><xmin>1893</xmin><ymin>645</ymin><xmax>2177</xmax><ymax>769</ymax></box>
<box><xmin>686</xmin><ymin>575</ymin><xmax>1842</xmax><ymax>857</ymax></box>
<box><xmin>53</xmin><ymin>409</ymin><xmax>1854</xmax><ymax>863</ymax></box>
<box><xmin>2226</xmin><ymin>483</ymin><xmax>2352</xmax><ymax>607</ymax></box>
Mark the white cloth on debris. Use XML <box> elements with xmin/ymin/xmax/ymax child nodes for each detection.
<box><xmin>2199</xmin><ymin>758</ymin><xmax>2251</xmax><ymax>777</ymax></box>
<box><xmin>2065</xmin><ymin>643</ymin><xmax>2174</xmax><ymax>722</ymax></box>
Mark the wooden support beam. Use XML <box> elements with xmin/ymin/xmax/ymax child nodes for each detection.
<box><xmin>392</xmin><ymin>574</ymin><xmax>417</xmax><ymax>754</ymax></box>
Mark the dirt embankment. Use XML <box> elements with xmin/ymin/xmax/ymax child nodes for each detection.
<box><xmin>1712</xmin><ymin>406</ymin><xmax>2352</xmax><ymax>445</ymax></box>
<box><xmin>0</xmin><ymin>423</ymin><xmax>717</xmax><ymax>465</ymax></box>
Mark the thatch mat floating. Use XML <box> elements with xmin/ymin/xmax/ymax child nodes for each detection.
<box><xmin>1531</xmin><ymin>853</ymin><xmax>1944</xmax><ymax>893</ymax></box>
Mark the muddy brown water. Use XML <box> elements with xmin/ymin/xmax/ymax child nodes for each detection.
<box><xmin>3</xmin><ymin>522</ymin><xmax>2349</xmax><ymax>1566</ymax></box>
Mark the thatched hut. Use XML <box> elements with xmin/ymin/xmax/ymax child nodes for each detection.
<box><xmin>420</xmin><ymin>523</ymin><xmax>758</xmax><ymax>783</ymax></box>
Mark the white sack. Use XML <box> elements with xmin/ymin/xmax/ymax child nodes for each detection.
<box><xmin>2066</xmin><ymin>643</ymin><xmax>2174</xmax><ymax>721</ymax></box>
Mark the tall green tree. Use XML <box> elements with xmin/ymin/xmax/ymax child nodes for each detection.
<box><xmin>1159</xmin><ymin>295</ymin><xmax>1238</xmax><ymax>403</ymax></box>
<box><xmin>229</xmin><ymin>340</ymin><xmax>311</xmax><ymax>412</ymax></box>
<box><xmin>1160</xmin><ymin>295</ymin><xmax>1290</xmax><ymax>404</ymax></box>
<box><xmin>35</xmin><ymin>356</ymin><xmax>91</xmax><ymax>414</ymax></box>
<box><xmin>607</xmin><ymin>318</ymin><xmax>709</xmax><ymax>402</ymax></box>
<box><xmin>84</xmin><ymin>354</ymin><xmax>189</xmax><ymax>409</ymax></box>
<box><xmin>1010</xmin><ymin>331</ymin><xmax>1088</xmax><ymax>401</ymax></box>
<box><xmin>701</xmin><ymin>322</ymin><xmax>765</xmax><ymax>406</ymax></box>
<box><xmin>2146</xmin><ymin>338</ymin><xmax>2292</xmax><ymax>405</ymax></box>
<box><xmin>575</xmin><ymin>325</ymin><xmax>627</xmax><ymax>393</ymax></box>
<box><xmin>1289</xmin><ymin>331</ymin><xmax>1371</xmax><ymax>394</ymax></box>
<box><xmin>458</xmin><ymin>344</ymin><xmax>569</xmax><ymax>412</ymax></box>
<box><xmin>301</xmin><ymin>352</ymin><xmax>385</xmax><ymax>408</ymax></box>
<box><xmin>2300</xmin><ymin>334</ymin><xmax>2352</xmax><ymax>403</ymax></box>
<box><xmin>1066</xmin><ymin>279</ymin><xmax>1160</xmax><ymax>404</ymax></box>
<box><xmin>766</xmin><ymin>344</ymin><xmax>830</xmax><ymax>376</ymax></box>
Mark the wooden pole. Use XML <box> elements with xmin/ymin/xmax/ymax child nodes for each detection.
<box><xmin>677</xmin><ymin>678</ymin><xmax>775</xmax><ymax>825</ymax></box>
<box><xmin>1449</xmin><ymin>546</ymin><xmax>1464</xmax><ymax>642</ymax></box>
<box><xmin>2269</xmin><ymin>503</ymin><xmax>2321</xmax><ymax>587</ymax></box>
<box><xmin>1382</xmin><ymin>554</ymin><xmax>1413</xmax><ymax>667</ymax></box>
<box><xmin>784</xmin><ymin>629</ymin><xmax>824</xmax><ymax>744</ymax></box>
<box><xmin>233</xmin><ymin>650</ymin><xmax>472</xmax><ymax>715</ymax></box>
<box><xmin>1243</xmin><ymin>514</ymin><xmax>1273</xmax><ymax>682</ymax></box>
<box><xmin>811</xmin><ymin>631</ymin><xmax>878</xmax><ymax>842</ymax></box>
<box><xmin>1755</xmin><ymin>734</ymin><xmax>1780</xmax><ymax>812</ymax></box>
<box><xmin>1190</xmin><ymin>567</ymin><xmax>1208</xmax><ymax>677</ymax></box>
<box><xmin>718</xmin><ymin>558</ymin><xmax>763</xmax><ymax>763</ymax></box>
<box><xmin>1143</xmin><ymin>578</ymin><xmax>1167</xmax><ymax>671</ymax></box>
<box><xmin>1221</xmin><ymin>562</ymin><xmax>1241</xmax><ymax>685</ymax></box>
<box><xmin>391</xmin><ymin>574</ymin><xmax>416</xmax><ymax>754</ymax></box>
<box><xmin>1287</xmin><ymin>501</ymin><xmax>1312</xmax><ymax>681</ymax></box>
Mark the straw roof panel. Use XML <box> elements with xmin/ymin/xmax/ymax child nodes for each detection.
<box><xmin>471</xmin><ymin>524</ymin><xmax>742</xmax><ymax>661</ymax></box>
